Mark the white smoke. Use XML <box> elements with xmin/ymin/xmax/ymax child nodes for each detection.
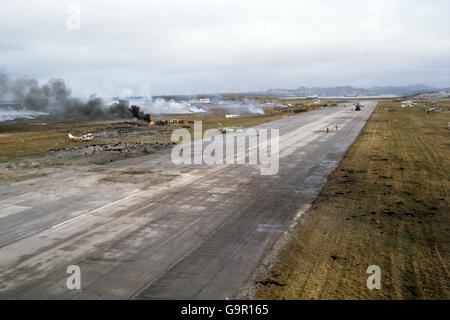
<box><xmin>247</xmin><ymin>105</ymin><xmax>265</xmax><ymax>115</ymax></box>
<box><xmin>109</xmin><ymin>95</ymin><xmax>267</xmax><ymax>116</ymax></box>
<box><xmin>220</xmin><ymin>101</ymin><xmax>266</xmax><ymax>115</ymax></box>
<box><xmin>126</xmin><ymin>96</ymin><xmax>206</xmax><ymax>114</ymax></box>
<box><xmin>0</xmin><ymin>107</ymin><xmax>48</xmax><ymax>121</ymax></box>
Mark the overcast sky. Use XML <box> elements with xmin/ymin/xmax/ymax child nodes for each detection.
<box><xmin>1</xmin><ymin>0</ymin><xmax>449</xmax><ymax>97</ymax></box>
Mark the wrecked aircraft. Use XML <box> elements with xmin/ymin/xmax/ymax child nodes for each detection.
<box><xmin>217</xmin><ymin>123</ymin><xmax>244</xmax><ymax>134</ymax></box>
<box><xmin>426</xmin><ymin>105</ymin><xmax>442</xmax><ymax>113</ymax></box>
<box><xmin>68</xmin><ymin>133</ymin><xmax>94</xmax><ymax>141</ymax></box>
<box><xmin>401</xmin><ymin>100</ymin><xmax>414</xmax><ymax>108</ymax></box>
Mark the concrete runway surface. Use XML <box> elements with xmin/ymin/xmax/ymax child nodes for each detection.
<box><xmin>0</xmin><ymin>101</ymin><xmax>376</xmax><ymax>299</ymax></box>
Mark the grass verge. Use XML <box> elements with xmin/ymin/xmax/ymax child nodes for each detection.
<box><xmin>255</xmin><ymin>101</ymin><xmax>449</xmax><ymax>300</ymax></box>
<box><xmin>0</xmin><ymin>107</ymin><xmax>302</xmax><ymax>163</ymax></box>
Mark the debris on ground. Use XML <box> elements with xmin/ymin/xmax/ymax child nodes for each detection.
<box><xmin>50</xmin><ymin>141</ymin><xmax>177</xmax><ymax>161</ymax></box>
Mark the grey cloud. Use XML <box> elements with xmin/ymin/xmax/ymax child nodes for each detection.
<box><xmin>0</xmin><ymin>0</ymin><xmax>448</xmax><ymax>96</ymax></box>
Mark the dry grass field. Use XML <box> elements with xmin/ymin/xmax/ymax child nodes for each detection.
<box><xmin>0</xmin><ymin>101</ymin><xmax>323</xmax><ymax>183</ymax></box>
<box><xmin>0</xmin><ymin>105</ymin><xmax>306</xmax><ymax>164</ymax></box>
<box><xmin>0</xmin><ymin>120</ymin><xmax>178</xmax><ymax>162</ymax></box>
<box><xmin>255</xmin><ymin>101</ymin><xmax>449</xmax><ymax>300</ymax></box>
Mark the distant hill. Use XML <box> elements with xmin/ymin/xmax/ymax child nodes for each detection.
<box><xmin>265</xmin><ymin>84</ymin><xmax>444</xmax><ymax>97</ymax></box>
<box><xmin>408</xmin><ymin>90</ymin><xmax>450</xmax><ymax>102</ymax></box>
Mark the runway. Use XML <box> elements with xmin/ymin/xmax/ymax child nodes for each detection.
<box><xmin>0</xmin><ymin>101</ymin><xmax>376</xmax><ymax>299</ymax></box>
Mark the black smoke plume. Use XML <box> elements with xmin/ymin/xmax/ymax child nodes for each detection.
<box><xmin>0</xmin><ymin>70</ymin><xmax>150</xmax><ymax>121</ymax></box>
